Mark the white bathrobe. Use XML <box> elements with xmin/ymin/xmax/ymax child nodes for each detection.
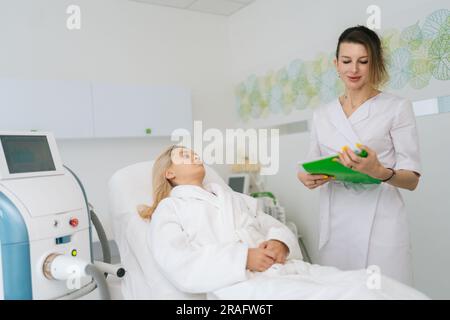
<box><xmin>148</xmin><ymin>182</ymin><xmax>428</xmax><ymax>299</ymax></box>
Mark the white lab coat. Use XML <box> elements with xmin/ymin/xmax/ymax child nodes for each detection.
<box><xmin>148</xmin><ymin>182</ymin><xmax>302</xmax><ymax>298</ymax></box>
<box><xmin>306</xmin><ymin>92</ymin><xmax>421</xmax><ymax>286</ymax></box>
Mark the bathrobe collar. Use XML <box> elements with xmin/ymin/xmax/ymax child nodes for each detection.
<box><xmin>170</xmin><ymin>184</ymin><xmax>221</xmax><ymax>208</ymax></box>
<box><xmin>170</xmin><ymin>183</ymin><xmax>237</xmax><ymax>242</ymax></box>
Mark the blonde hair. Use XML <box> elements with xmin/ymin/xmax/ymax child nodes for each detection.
<box><xmin>138</xmin><ymin>145</ymin><xmax>185</xmax><ymax>219</ymax></box>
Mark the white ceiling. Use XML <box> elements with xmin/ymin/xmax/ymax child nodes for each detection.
<box><xmin>129</xmin><ymin>0</ymin><xmax>256</xmax><ymax>16</ymax></box>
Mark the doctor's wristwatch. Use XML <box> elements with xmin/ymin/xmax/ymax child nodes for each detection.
<box><xmin>381</xmin><ymin>168</ymin><xmax>396</xmax><ymax>182</ymax></box>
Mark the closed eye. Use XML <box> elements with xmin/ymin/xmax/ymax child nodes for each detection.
<box><xmin>342</xmin><ymin>60</ymin><xmax>368</xmax><ymax>64</ymax></box>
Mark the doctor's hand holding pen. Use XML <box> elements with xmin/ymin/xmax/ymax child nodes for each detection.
<box><xmin>336</xmin><ymin>144</ymin><xmax>388</xmax><ymax>179</ymax></box>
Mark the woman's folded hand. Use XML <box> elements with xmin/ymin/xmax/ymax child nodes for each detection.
<box><xmin>259</xmin><ymin>240</ymin><xmax>289</xmax><ymax>264</ymax></box>
<box><xmin>246</xmin><ymin>248</ymin><xmax>276</xmax><ymax>272</ymax></box>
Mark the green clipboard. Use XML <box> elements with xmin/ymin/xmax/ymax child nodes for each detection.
<box><xmin>300</xmin><ymin>149</ymin><xmax>381</xmax><ymax>184</ymax></box>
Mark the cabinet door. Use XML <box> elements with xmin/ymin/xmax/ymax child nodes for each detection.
<box><xmin>0</xmin><ymin>79</ymin><xmax>94</xmax><ymax>139</ymax></box>
<box><xmin>92</xmin><ymin>83</ymin><xmax>192</xmax><ymax>138</ymax></box>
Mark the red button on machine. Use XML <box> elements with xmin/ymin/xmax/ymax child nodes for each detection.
<box><xmin>69</xmin><ymin>218</ymin><xmax>79</xmax><ymax>227</ymax></box>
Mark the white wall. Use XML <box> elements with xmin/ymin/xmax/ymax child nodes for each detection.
<box><xmin>0</xmin><ymin>0</ymin><xmax>235</xmax><ymax>240</ymax></box>
<box><xmin>229</xmin><ymin>0</ymin><xmax>450</xmax><ymax>298</ymax></box>
<box><xmin>1</xmin><ymin>0</ymin><xmax>448</xmax><ymax>299</ymax></box>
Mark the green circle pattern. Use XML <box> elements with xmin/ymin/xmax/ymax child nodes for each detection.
<box><xmin>236</xmin><ymin>9</ymin><xmax>450</xmax><ymax>121</ymax></box>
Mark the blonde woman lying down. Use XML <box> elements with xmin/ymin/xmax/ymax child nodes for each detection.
<box><xmin>137</xmin><ymin>145</ymin><xmax>428</xmax><ymax>300</ymax></box>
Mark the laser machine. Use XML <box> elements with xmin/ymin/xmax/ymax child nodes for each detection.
<box><xmin>0</xmin><ymin>132</ymin><xmax>122</xmax><ymax>300</ymax></box>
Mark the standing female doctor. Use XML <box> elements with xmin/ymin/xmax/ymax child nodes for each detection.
<box><xmin>297</xmin><ymin>26</ymin><xmax>421</xmax><ymax>286</ymax></box>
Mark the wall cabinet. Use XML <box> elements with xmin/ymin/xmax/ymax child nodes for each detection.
<box><xmin>92</xmin><ymin>83</ymin><xmax>192</xmax><ymax>138</ymax></box>
<box><xmin>0</xmin><ymin>79</ymin><xmax>192</xmax><ymax>139</ymax></box>
<box><xmin>0</xmin><ymin>79</ymin><xmax>94</xmax><ymax>139</ymax></box>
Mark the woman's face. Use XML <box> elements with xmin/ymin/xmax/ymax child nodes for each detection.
<box><xmin>166</xmin><ymin>147</ymin><xmax>205</xmax><ymax>185</ymax></box>
<box><xmin>335</xmin><ymin>42</ymin><xmax>371</xmax><ymax>91</ymax></box>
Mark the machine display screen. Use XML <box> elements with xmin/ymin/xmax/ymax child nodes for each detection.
<box><xmin>0</xmin><ymin>135</ymin><xmax>56</xmax><ymax>174</ymax></box>
<box><xmin>228</xmin><ymin>176</ymin><xmax>246</xmax><ymax>193</ymax></box>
